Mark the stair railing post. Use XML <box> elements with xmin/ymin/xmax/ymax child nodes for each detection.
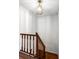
<box><xmin>36</xmin><ymin>33</ymin><xmax>38</xmax><ymax>57</ymax></box>
<box><xmin>24</xmin><ymin>35</ymin><xmax>26</xmax><ymax>52</ymax></box>
<box><xmin>21</xmin><ymin>35</ymin><xmax>23</xmax><ymax>51</ymax></box>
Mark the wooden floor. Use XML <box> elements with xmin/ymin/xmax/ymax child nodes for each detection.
<box><xmin>19</xmin><ymin>51</ymin><xmax>58</xmax><ymax>59</ymax></box>
<box><xmin>20</xmin><ymin>56</ymin><xmax>24</xmax><ymax>59</ymax></box>
<box><xmin>45</xmin><ymin>52</ymin><xmax>58</xmax><ymax>59</ymax></box>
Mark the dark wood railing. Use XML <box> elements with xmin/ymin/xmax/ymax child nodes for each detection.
<box><xmin>20</xmin><ymin>32</ymin><xmax>45</xmax><ymax>59</ymax></box>
<box><xmin>36</xmin><ymin>33</ymin><xmax>45</xmax><ymax>59</ymax></box>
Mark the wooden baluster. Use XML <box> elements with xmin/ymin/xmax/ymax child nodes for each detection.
<box><xmin>24</xmin><ymin>35</ymin><xmax>26</xmax><ymax>52</ymax></box>
<box><xmin>30</xmin><ymin>35</ymin><xmax>31</xmax><ymax>54</ymax></box>
<box><xmin>33</xmin><ymin>36</ymin><xmax>34</xmax><ymax>55</ymax></box>
<box><xmin>21</xmin><ymin>35</ymin><xmax>23</xmax><ymax>51</ymax></box>
<box><xmin>27</xmin><ymin>35</ymin><xmax>28</xmax><ymax>53</ymax></box>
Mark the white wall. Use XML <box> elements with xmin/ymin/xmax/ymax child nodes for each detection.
<box><xmin>19</xmin><ymin>5</ymin><xmax>37</xmax><ymax>33</ymax></box>
<box><xmin>37</xmin><ymin>14</ymin><xmax>59</xmax><ymax>54</ymax></box>
<box><xmin>19</xmin><ymin>6</ymin><xmax>59</xmax><ymax>54</ymax></box>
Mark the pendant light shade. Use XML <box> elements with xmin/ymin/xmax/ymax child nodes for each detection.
<box><xmin>37</xmin><ymin>0</ymin><xmax>43</xmax><ymax>15</ymax></box>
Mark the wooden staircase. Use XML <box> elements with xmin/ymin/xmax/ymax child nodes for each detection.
<box><xmin>19</xmin><ymin>32</ymin><xmax>45</xmax><ymax>59</ymax></box>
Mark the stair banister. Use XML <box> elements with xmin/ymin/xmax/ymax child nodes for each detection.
<box><xmin>20</xmin><ymin>32</ymin><xmax>45</xmax><ymax>59</ymax></box>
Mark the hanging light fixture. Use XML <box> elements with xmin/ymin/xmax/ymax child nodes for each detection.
<box><xmin>37</xmin><ymin>0</ymin><xmax>43</xmax><ymax>15</ymax></box>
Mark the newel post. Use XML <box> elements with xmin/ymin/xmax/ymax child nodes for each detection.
<box><xmin>36</xmin><ymin>32</ymin><xmax>38</xmax><ymax>57</ymax></box>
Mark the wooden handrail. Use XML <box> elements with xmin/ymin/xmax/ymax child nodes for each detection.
<box><xmin>20</xmin><ymin>33</ymin><xmax>36</xmax><ymax>36</ymax></box>
<box><xmin>36</xmin><ymin>32</ymin><xmax>45</xmax><ymax>59</ymax></box>
<box><xmin>36</xmin><ymin>32</ymin><xmax>45</xmax><ymax>48</ymax></box>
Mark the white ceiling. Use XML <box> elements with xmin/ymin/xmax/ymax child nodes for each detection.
<box><xmin>19</xmin><ymin>0</ymin><xmax>59</xmax><ymax>15</ymax></box>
